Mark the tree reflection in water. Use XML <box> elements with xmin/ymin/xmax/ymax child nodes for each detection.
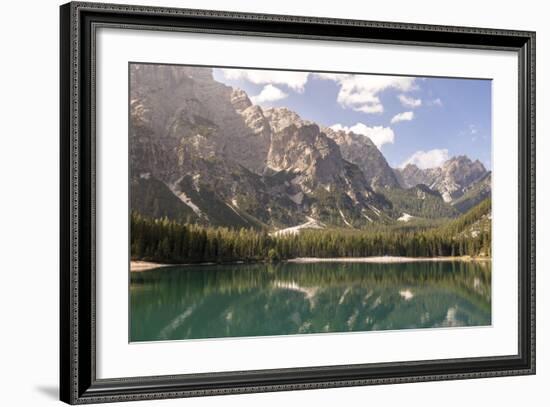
<box><xmin>130</xmin><ymin>261</ymin><xmax>491</xmax><ymax>342</ymax></box>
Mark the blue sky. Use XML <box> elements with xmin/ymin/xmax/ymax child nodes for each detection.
<box><xmin>212</xmin><ymin>67</ymin><xmax>492</xmax><ymax>170</ymax></box>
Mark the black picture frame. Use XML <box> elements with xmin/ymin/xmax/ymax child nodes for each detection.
<box><xmin>60</xmin><ymin>1</ymin><xmax>536</xmax><ymax>404</ymax></box>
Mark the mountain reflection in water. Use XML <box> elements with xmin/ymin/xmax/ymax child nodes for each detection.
<box><xmin>130</xmin><ymin>261</ymin><xmax>491</xmax><ymax>342</ymax></box>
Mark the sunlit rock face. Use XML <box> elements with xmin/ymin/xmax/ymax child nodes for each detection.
<box><xmin>322</xmin><ymin>126</ymin><xmax>400</xmax><ymax>190</ymax></box>
<box><xmin>129</xmin><ymin>64</ymin><xmax>390</xmax><ymax>228</ymax></box>
<box><xmin>395</xmin><ymin>156</ymin><xmax>489</xmax><ymax>203</ymax></box>
<box><xmin>130</xmin><ymin>64</ymin><xmax>487</xmax><ymax>229</ymax></box>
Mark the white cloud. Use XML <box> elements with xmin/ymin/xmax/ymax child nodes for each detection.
<box><xmin>314</xmin><ymin>73</ymin><xmax>343</xmax><ymax>81</ymax></box>
<box><xmin>221</xmin><ymin>69</ymin><xmax>309</xmax><ymax>92</ymax></box>
<box><xmin>401</xmin><ymin>149</ymin><xmax>450</xmax><ymax>169</ymax></box>
<box><xmin>398</xmin><ymin>94</ymin><xmax>422</xmax><ymax>108</ymax></box>
<box><xmin>330</xmin><ymin>123</ymin><xmax>395</xmax><ymax>149</ymax></box>
<box><xmin>250</xmin><ymin>84</ymin><xmax>288</xmax><ymax>104</ymax></box>
<box><xmin>316</xmin><ymin>73</ymin><xmax>417</xmax><ymax>114</ymax></box>
<box><xmin>391</xmin><ymin>111</ymin><xmax>414</xmax><ymax>124</ymax></box>
<box><xmin>428</xmin><ymin>98</ymin><xmax>443</xmax><ymax>107</ymax></box>
<box><xmin>469</xmin><ymin>124</ymin><xmax>478</xmax><ymax>135</ymax></box>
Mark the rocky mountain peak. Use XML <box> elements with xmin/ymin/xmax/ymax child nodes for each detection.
<box><xmin>266</xmin><ymin>119</ymin><xmax>342</xmax><ymax>184</ymax></box>
<box><xmin>394</xmin><ymin>163</ymin><xmax>431</xmax><ymax>188</ymax></box>
<box><xmin>443</xmin><ymin>155</ymin><xmax>486</xmax><ymax>173</ymax></box>
<box><xmin>323</xmin><ymin>126</ymin><xmax>400</xmax><ymax>190</ymax></box>
<box><xmin>395</xmin><ymin>156</ymin><xmax>489</xmax><ymax>203</ymax></box>
<box><xmin>263</xmin><ymin>107</ymin><xmax>312</xmax><ymax>133</ymax></box>
<box><xmin>239</xmin><ymin>105</ymin><xmax>271</xmax><ymax>136</ymax></box>
<box><xmin>129</xmin><ymin>63</ymin><xmax>486</xmax><ymax>230</ymax></box>
<box><xmin>230</xmin><ymin>88</ymin><xmax>252</xmax><ymax>112</ymax></box>
<box><xmin>439</xmin><ymin>156</ymin><xmax>487</xmax><ymax>189</ymax></box>
<box><xmin>402</xmin><ymin>163</ymin><xmax>420</xmax><ymax>172</ymax></box>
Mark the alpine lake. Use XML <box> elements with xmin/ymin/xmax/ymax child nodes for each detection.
<box><xmin>130</xmin><ymin>260</ymin><xmax>491</xmax><ymax>342</ymax></box>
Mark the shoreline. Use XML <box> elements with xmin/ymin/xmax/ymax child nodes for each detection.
<box><xmin>286</xmin><ymin>256</ymin><xmax>490</xmax><ymax>264</ymax></box>
<box><xmin>130</xmin><ymin>261</ymin><xmax>172</xmax><ymax>272</ymax></box>
<box><xmin>131</xmin><ymin>260</ymin><xmax>240</xmax><ymax>272</ymax></box>
<box><xmin>131</xmin><ymin>256</ymin><xmax>490</xmax><ymax>272</ymax></box>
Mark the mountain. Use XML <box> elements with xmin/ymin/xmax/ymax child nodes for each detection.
<box><xmin>130</xmin><ymin>64</ymin><xmax>271</xmax><ymax>176</ymax></box>
<box><xmin>382</xmin><ymin>184</ymin><xmax>459</xmax><ymax>220</ymax></box>
<box><xmin>439</xmin><ymin>198</ymin><xmax>491</xmax><ymax>243</ymax></box>
<box><xmin>130</xmin><ymin>64</ymin><xmax>391</xmax><ymax>229</ymax></box>
<box><xmin>395</xmin><ymin>156</ymin><xmax>489</xmax><ymax>203</ymax></box>
<box><xmin>451</xmin><ymin>172</ymin><xmax>491</xmax><ymax>213</ymax></box>
<box><xmin>322</xmin><ymin>127</ymin><xmax>401</xmax><ymax>190</ymax></box>
<box><xmin>130</xmin><ymin>64</ymin><xmax>489</xmax><ymax>231</ymax></box>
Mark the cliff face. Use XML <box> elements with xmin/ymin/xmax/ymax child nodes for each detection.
<box><xmin>323</xmin><ymin>126</ymin><xmax>400</xmax><ymax>190</ymax></box>
<box><xmin>130</xmin><ymin>64</ymin><xmax>272</xmax><ymax>176</ymax></box>
<box><xmin>130</xmin><ymin>64</ymin><xmax>390</xmax><ymax>229</ymax></box>
<box><xmin>395</xmin><ymin>156</ymin><xmax>489</xmax><ymax>203</ymax></box>
<box><xmin>130</xmin><ymin>64</ymin><xmax>486</xmax><ymax>229</ymax></box>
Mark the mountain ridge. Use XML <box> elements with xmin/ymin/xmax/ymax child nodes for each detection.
<box><xmin>394</xmin><ymin>156</ymin><xmax>490</xmax><ymax>205</ymax></box>
<box><xmin>129</xmin><ymin>64</ymin><xmax>488</xmax><ymax>230</ymax></box>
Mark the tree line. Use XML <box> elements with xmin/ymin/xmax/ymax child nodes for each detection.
<box><xmin>130</xmin><ymin>199</ymin><xmax>491</xmax><ymax>264</ymax></box>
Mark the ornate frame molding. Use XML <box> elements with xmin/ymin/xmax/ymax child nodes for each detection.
<box><xmin>60</xmin><ymin>2</ymin><xmax>535</xmax><ymax>404</ymax></box>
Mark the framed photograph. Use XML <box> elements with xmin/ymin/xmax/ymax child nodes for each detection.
<box><xmin>60</xmin><ymin>1</ymin><xmax>535</xmax><ymax>404</ymax></box>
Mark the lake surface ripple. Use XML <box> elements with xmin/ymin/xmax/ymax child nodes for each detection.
<box><xmin>130</xmin><ymin>261</ymin><xmax>491</xmax><ymax>342</ymax></box>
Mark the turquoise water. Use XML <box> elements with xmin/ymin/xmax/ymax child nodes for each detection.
<box><xmin>130</xmin><ymin>261</ymin><xmax>491</xmax><ymax>342</ymax></box>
